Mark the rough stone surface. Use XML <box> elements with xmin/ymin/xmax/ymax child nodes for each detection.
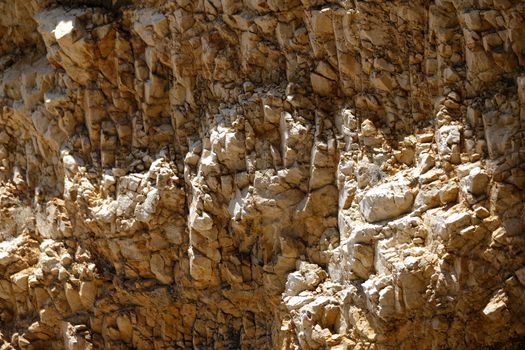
<box><xmin>359</xmin><ymin>177</ymin><xmax>415</xmax><ymax>222</ymax></box>
<box><xmin>1</xmin><ymin>0</ymin><xmax>525</xmax><ymax>349</ymax></box>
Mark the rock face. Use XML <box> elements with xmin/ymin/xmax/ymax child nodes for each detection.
<box><xmin>0</xmin><ymin>0</ymin><xmax>525</xmax><ymax>349</ymax></box>
<box><xmin>359</xmin><ymin>177</ymin><xmax>415</xmax><ymax>222</ymax></box>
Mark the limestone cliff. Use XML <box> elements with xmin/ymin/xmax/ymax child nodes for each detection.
<box><xmin>0</xmin><ymin>0</ymin><xmax>524</xmax><ymax>349</ymax></box>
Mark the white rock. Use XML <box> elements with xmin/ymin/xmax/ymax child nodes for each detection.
<box><xmin>482</xmin><ymin>291</ymin><xmax>509</xmax><ymax>322</ymax></box>
<box><xmin>359</xmin><ymin>178</ymin><xmax>415</xmax><ymax>222</ymax></box>
<box><xmin>415</xmin><ymin>153</ymin><xmax>435</xmax><ymax>175</ymax></box>
<box><xmin>0</xmin><ymin>251</ymin><xmax>15</xmax><ymax>266</ymax></box>
<box><xmin>62</xmin><ymin>155</ymin><xmax>79</xmax><ymax>173</ymax></box>
<box><xmin>464</xmin><ymin>167</ymin><xmax>489</xmax><ymax>196</ymax></box>
<box><xmin>377</xmin><ymin>285</ymin><xmax>396</xmax><ymax>319</ymax></box>
<box><xmin>284</xmin><ymin>271</ymin><xmax>307</xmax><ymax>296</ymax></box>
<box><xmin>425</xmin><ymin>209</ymin><xmax>471</xmax><ymax>241</ymax></box>
<box><xmin>348</xmin><ymin>223</ymin><xmax>380</xmax><ymax>244</ymax></box>
<box><xmin>436</xmin><ymin>125</ymin><xmax>461</xmax><ymax>156</ymax></box>
<box><xmin>189</xmin><ymin>211</ymin><xmax>214</xmax><ymax>232</ymax></box>
<box><xmin>284</xmin><ymin>294</ymin><xmax>316</xmax><ymax>310</ymax></box>
<box><xmin>135</xmin><ymin>189</ymin><xmax>159</xmax><ymax>222</ymax></box>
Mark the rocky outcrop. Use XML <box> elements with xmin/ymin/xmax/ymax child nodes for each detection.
<box><xmin>0</xmin><ymin>0</ymin><xmax>525</xmax><ymax>349</ymax></box>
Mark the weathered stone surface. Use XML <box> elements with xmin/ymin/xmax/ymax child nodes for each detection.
<box><xmin>0</xmin><ymin>0</ymin><xmax>525</xmax><ymax>349</ymax></box>
<box><xmin>359</xmin><ymin>178</ymin><xmax>415</xmax><ymax>222</ymax></box>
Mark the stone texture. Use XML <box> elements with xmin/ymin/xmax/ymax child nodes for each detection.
<box><xmin>0</xmin><ymin>0</ymin><xmax>525</xmax><ymax>349</ymax></box>
<box><xmin>359</xmin><ymin>177</ymin><xmax>416</xmax><ymax>222</ymax></box>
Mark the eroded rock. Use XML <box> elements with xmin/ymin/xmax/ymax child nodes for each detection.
<box><xmin>0</xmin><ymin>0</ymin><xmax>524</xmax><ymax>349</ymax></box>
